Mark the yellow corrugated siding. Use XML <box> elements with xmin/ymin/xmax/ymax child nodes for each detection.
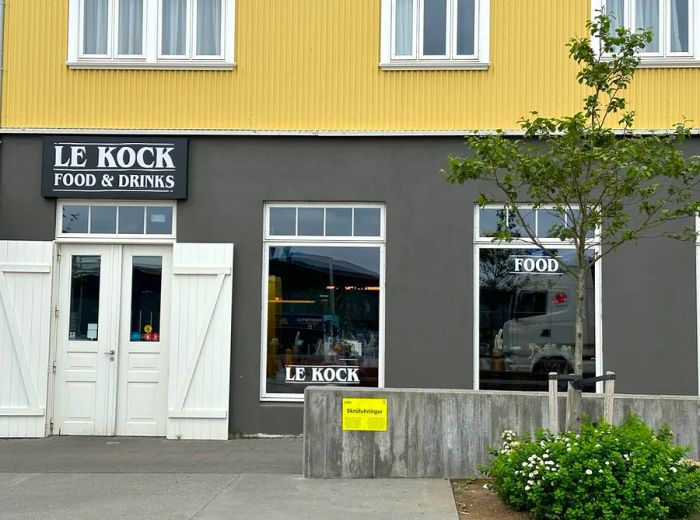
<box><xmin>1</xmin><ymin>0</ymin><xmax>698</xmax><ymax>130</ymax></box>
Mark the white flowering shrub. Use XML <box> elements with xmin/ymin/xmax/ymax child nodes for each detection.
<box><xmin>486</xmin><ymin>417</ymin><xmax>700</xmax><ymax>519</ymax></box>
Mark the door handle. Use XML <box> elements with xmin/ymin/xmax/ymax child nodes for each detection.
<box><xmin>105</xmin><ymin>349</ymin><xmax>115</xmax><ymax>361</ymax></box>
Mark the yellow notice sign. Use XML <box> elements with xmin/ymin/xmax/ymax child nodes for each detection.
<box><xmin>342</xmin><ymin>398</ymin><xmax>388</xmax><ymax>431</ymax></box>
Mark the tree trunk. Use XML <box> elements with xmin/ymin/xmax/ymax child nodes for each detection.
<box><xmin>564</xmin><ymin>268</ymin><xmax>586</xmax><ymax>432</ymax></box>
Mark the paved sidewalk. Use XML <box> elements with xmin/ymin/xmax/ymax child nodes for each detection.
<box><xmin>0</xmin><ymin>437</ymin><xmax>458</xmax><ymax>520</ymax></box>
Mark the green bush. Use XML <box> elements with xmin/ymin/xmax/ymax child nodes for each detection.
<box><xmin>487</xmin><ymin>416</ymin><xmax>700</xmax><ymax>519</ymax></box>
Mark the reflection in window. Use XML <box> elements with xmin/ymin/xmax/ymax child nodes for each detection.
<box><xmin>63</xmin><ymin>205</ymin><xmax>89</xmax><ymax>233</ymax></box>
<box><xmin>130</xmin><ymin>257</ymin><xmax>162</xmax><ymax>342</ymax></box>
<box><xmin>265</xmin><ymin>246</ymin><xmax>381</xmax><ymax>395</ymax></box>
<box><xmin>478</xmin><ymin>248</ymin><xmax>596</xmax><ymax>391</ymax></box>
<box><xmin>69</xmin><ymin>256</ymin><xmax>101</xmax><ymax>341</ymax></box>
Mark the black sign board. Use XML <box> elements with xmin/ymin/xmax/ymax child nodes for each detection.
<box><xmin>42</xmin><ymin>137</ymin><xmax>188</xmax><ymax>199</ymax></box>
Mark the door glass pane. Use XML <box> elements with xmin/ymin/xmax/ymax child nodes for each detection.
<box><xmin>298</xmin><ymin>208</ymin><xmax>324</xmax><ymax>236</ymax></box>
<box><xmin>266</xmin><ymin>246</ymin><xmax>381</xmax><ymax>395</ymax></box>
<box><xmin>69</xmin><ymin>256</ymin><xmax>101</xmax><ymax>341</ymax></box>
<box><xmin>162</xmin><ymin>0</ymin><xmax>187</xmax><ymax>55</ymax></box>
<box><xmin>635</xmin><ymin>0</ymin><xmax>660</xmax><ymax>52</ymax></box>
<box><xmin>83</xmin><ymin>0</ymin><xmax>109</xmax><ymax>55</ymax></box>
<box><xmin>423</xmin><ymin>0</ymin><xmax>447</xmax><ymax>55</ymax></box>
<box><xmin>478</xmin><ymin>248</ymin><xmax>596</xmax><ymax>392</ymax></box>
<box><xmin>326</xmin><ymin>208</ymin><xmax>352</xmax><ymax>236</ymax></box>
<box><xmin>456</xmin><ymin>0</ymin><xmax>475</xmax><ymax>55</ymax></box>
<box><xmin>395</xmin><ymin>0</ymin><xmax>414</xmax><ymax>56</ymax></box>
<box><xmin>196</xmin><ymin>0</ymin><xmax>222</xmax><ymax>55</ymax></box>
<box><xmin>90</xmin><ymin>206</ymin><xmax>117</xmax><ymax>234</ymax></box>
<box><xmin>63</xmin><ymin>205</ymin><xmax>89</xmax><ymax>233</ymax></box>
<box><xmin>670</xmin><ymin>0</ymin><xmax>689</xmax><ymax>52</ymax></box>
<box><xmin>146</xmin><ymin>206</ymin><xmax>173</xmax><ymax>234</ymax></box>
<box><xmin>118</xmin><ymin>206</ymin><xmax>145</xmax><ymax>234</ymax></box>
<box><xmin>130</xmin><ymin>257</ymin><xmax>162</xmax><ymax>342</ymax></box>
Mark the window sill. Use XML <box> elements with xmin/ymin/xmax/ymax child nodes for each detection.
<box><xmin>66</xmin><ymin>60</ymin><xmax>236</xmax><ymax>71</ymax></box>
<box><xmin>635</xmin><ymin>58</ymin><xmax>700</xmax><ymax>68</ymax></box>
<box><xmin>379</xmin><ymin>60</ymin><xmax>489</xmax><ymax>71</ymax></box>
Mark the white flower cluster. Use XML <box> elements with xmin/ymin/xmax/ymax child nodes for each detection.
<box><xmin>514</xmin><ymin>451</ymin><xmax>561</xmax><ymax>492</ymax></box>
<box><xmin>499</xmin><ymin>430</ymin><xmax>521</xmax><ymax>454</ymax></box>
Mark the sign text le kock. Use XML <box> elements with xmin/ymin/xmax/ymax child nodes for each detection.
<box><xmin>42</xmin><ymin>137</ymin><xmax>188</xmax><ymax>199</ymax></box>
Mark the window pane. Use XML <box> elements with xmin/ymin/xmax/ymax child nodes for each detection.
<box><xmin>118</xmin><ymin>0</ymin><xmax>144</xmax><ymax>55</ymax></box>
<box><xmin>353</xmin><ymin>208</ymin><xmax>381</xmax><ymax>237</ymax></box>
<box><xmin>508</xmin><ymin>209</ymin><xmax>536</xmax><ymax>239</ymax></box>
<box><xmin>118</xmin><ymin>206</ymin><xmax>145</xmax><ymax>234</ymax></box>
<box><xmin>423</xmin><ymin>0</ymin><xmax>447</xmax><ymax>55</ymax></box>
<box><xmin>90</xmin><ymin>206</ymin><xmax>117</xmax><ymax>234</ymax></box>
<box><xmin>130</xmin><ymin>257</ymin><xmax>162</xmax><ymax>342</ymax></box>
<box><xmin>162</xmin><ymin>0</ymin><xmax>187</xmax><ymax>55</ymax></box>
<box><xmin>326</xmin><ymin>208</ymin><xmax>352</xmax><ymax>236</ymax></box>
<box><xmin>196</xmin><ymin>0</ymin><xmax>222</xmax><ymax>55</ymax></box>
<box><xmin>395</xmin><ymin>0</ymin><xmax>414</xmax><ymax>56</ymax></box>
<box><xmin>478</xmin><ymin>248</ymin><xmax>595</xmax><ymax>392</ymax></box>
<box><xmin>63</xmin><ymin>205</ymin><xmax>89</xmax><ymax>233</ymax></box>
<box><xmin>266</xmin><ymin>246</ymin><xmax>381</xmax><ymax>395</ymax></box>
<box><xmin>670</xmin><ymin>0</ymin><xmax>689</xmax><ymax>52</ymax></box>
<box><xmin>607</xmin><ymin>0</ymin><xmax>625</xmax><ymax>30</ymax></box>
<box><xmin>479</xmin><ymin>208</ymin><xmax>506</xmax><ymax>237</ymax></box>
<box><xmin>456</xmin><ymin>0</ymin><xmax>475</xmax><ymax>55</ymax></box>
<box><xmin>537</xmin><ymin>209</ymin><xmax>565</xmax><ymax>238</ymax></box>
<box><xmin>83</xmin><ymin>0</ymin><xmax>109</xmax><ymax>55</ymax></box>
<box><xmin>146</xmin><ymin>207</ymin><xmax>173</xmax><ymax>234</ymax></box>
<box><xmin>298</xmin><ymin>208</ymin><xmax>324</xmax><ymax>236</ymax></box>
<box><xmin>269</xmin><ymin>208</ymin><xmax>296</xmax><ymax>236</ymax></box>
<box><xmin>69</xmin><ymin>256</ymin><xmax>101</xmax><ymax>341</ymax></box>
<box><xmin>635</xmin><ymin>0</ymin><xmax>660</xmax><ymax>52</ymax></box>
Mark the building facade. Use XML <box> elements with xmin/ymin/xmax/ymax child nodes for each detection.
<box><xmin>0</xmin><ymin>0</ymin><xmax>698</xmax><ymax>438</ymax></box>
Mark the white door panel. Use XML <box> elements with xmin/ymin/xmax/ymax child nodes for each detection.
<box><xmin>0</xmin><ymin>241</ymin><xmax>53</xmax><ymax>438</ymax></box>
<box><xmin>168</xmin><ymin>243</ymin><xmax>233</xmax><ymax>440</ymax></box>
<box><xmin>54</xmin><ymin>245</ymin><xmax>118</xmax><ymax>435</ymax></box>
<box><xmin>116</xmin><ymin>246</ymin><xmax>171</xmax><ymax>436</ymax></box>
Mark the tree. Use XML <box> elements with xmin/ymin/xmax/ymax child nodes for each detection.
<box><xmin>445</xmin><ymin>13</ymin><xmax>700</xmax><ymax>432</ymax></box>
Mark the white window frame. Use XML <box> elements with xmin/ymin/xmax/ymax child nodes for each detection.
<box><xmin>260</xmin><ymin>203</ymin><xmax>386</xmax><ymax>402</ymax></box>
<box><xmin>380</xmin><ymin>0</ymin><xmax>490</xmax><ymax>70</ymax></box>
<box><xmin>473</xmin><ymin>205</ymin><xmax>604</xmax><ymax>393</ymax></box>
<box><xmin>67</xmin><ymin>0</ymin><xmax>235</xmax><ymax>69</ymax></box>
<box><xmin>593</xmin><ymin>0</ymin><xmax>700</xmax><ymax>67</ymax></box>
<box><xmin>56</xmin><ymin>200</ymin><xmax>177</xmax><ymax>243</ymax></box>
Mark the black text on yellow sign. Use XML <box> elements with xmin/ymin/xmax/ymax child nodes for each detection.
<box><xmin>341</xmin><ymin>398</ymin><xmax>388</xmax><ymax>431</ymax></box>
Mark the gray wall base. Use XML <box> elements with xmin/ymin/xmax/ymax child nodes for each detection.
<box><xmin>303</xmin><ymin>387</ymin><xmax>700</xmax><ymax>478</ymax></box>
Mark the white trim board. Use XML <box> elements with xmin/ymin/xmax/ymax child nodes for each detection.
<box><xmin>2</xmin><ymin>128</ymin><xmax>699</xmax><ymax>136</ymax></box>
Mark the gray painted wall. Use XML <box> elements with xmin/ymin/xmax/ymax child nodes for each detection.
<box><xmin>0</xmin><ymin>134</ymin><xmax>697</xmax><ymax>436</ymax></box>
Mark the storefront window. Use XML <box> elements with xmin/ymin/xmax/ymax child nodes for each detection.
<box><xmin>262</xmin><ymin>204</ymin><xmax>385</xmax><ymax>400</ymax></box>
<box><xmin>475</xmin><ymin>207</ymin><xmax>600</xmax><ymax>392</ymax></box>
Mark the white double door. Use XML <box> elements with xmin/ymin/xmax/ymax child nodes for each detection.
<box><xmin>53</xmin><ymin>244</ymin><xmax>171</xmax><ymax>436</ymax></box>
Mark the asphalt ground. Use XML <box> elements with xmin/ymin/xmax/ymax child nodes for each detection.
<box><xmin>0</xmin><ymin>437</ymin><xmax>458</xmax><ymax>520</ymax></box>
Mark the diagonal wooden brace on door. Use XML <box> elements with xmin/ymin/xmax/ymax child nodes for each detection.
<box><xmin>172</xmin><ymin>268</ymin><xmax>229</xmax><ymax>411</ymax></box>
<box><xmin>0</xmin><ymin>268</ymin><xmax>49</xmax><ymax>411</ymax></box>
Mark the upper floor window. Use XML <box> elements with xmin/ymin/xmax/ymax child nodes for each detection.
<box><xmin>380</xmin><ymin>0</ymin><xmax>490</xmax><ymax>70</ymax></box>
<box><xmin>593</xmin><ymin>0</ymin><xmax>700</xmax><ymax>66</ymax></box>
<box><xmin>67</xmin><ymin>0</ymin><xmax>235</xmax><ymax>69</ymax></box>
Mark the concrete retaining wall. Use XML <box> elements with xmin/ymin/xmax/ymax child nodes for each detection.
<box><xmin>303</xmin><ymin>387</ymin><xmax>700</xmax><ymax>478</ymax></box>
